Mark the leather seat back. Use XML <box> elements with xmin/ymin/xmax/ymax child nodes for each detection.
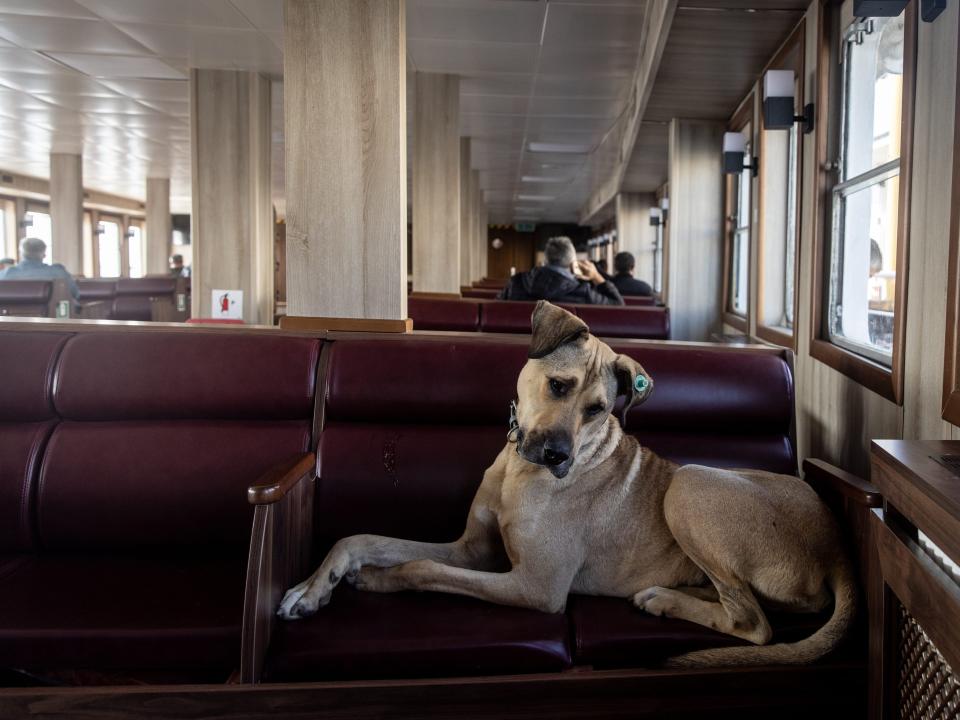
<box><xmin>314</xmin><ymin>335</ymin><xmax>795</xmax><ymax>551</ymax></box>
<box><xmin>0</xmin><ymin>331</ymin><xmax>70</xmax><ymax>552</ymax></box>
<box><xmin>575</xmin><ymin>306</ymin><xmax>669</xmax><ymax>339</ymax></box>
<box><xmin>37</xmin><ymin>332</ymin><xmax>321</xmax><ymax>551</ymax></box>
<box><xmin>408</xmin><ymin>297</ymin><xmax>480</xmax><ymax>331</ymax></box>
<box><xmin>0</xmin><ymin>279</ymin><xmax>52</xmax><ymax>317</ymax></box>
<box><xmin>76</xmin><ymin>279</ymin><xmax>117</xmax><ymax>302</ymax></box>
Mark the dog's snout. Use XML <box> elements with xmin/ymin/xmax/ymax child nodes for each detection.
<box><xmin>542</xmin><ymin>441</ymin><xmax>570</xmax><ymax>467</ymax></box>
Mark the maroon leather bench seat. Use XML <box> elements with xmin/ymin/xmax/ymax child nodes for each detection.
<box><xmin>76</xmin><ymin>279</ymin><xmax>117</xmax><ymax>302</ymax></box>
<box><xmin>0</xmin><ymin>329</ymin><xmax>321</xmax><ymax>679</ymax></box>
<box><xmin>0</xmin><ymin>279</ymin><xmax>52</xmax><ymax>317</ymax></box>
<box><xmin>263</xmin><ymin>333</ymin><xmax>806</xmax><ymax>682</ymax></box>
<box><xmin>623</xmin><ymin>295</ymin><xmax>655</xmax><ymax>306</ymax></box>
<box><xmin>574</xmin><ymin>305</ymin><xmax>669</xmax><ymax>339</ymax></box>
<box><xmin>407</xmin><ymin>297</ymin><xmax>479</xmax><ymax>331</ymax></box>
<box><xmin>112</xmin><ymin>277</ymin><xmax>178</xmax><ymax>321</ymax></box>
<box><xmin>461</xmin><ymin>287</ymin><xmax>500</xmax><ymax>299</ymax></box>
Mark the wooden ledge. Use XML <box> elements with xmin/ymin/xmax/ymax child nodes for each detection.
<box><xmin>280</xmin><ymin>315</ymin><xmax>414</xmax><ymax>333</ymax></box>
<box><xmin>409</xmin><ymin>291</ymin><xmax>462</xmax><ymax>301</ymax></box>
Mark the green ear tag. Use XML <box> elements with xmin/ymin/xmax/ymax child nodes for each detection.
<box><xmin>634</xmin><ymin>374</ymin><xmax>649</xmax><ymax>393</ymax></box>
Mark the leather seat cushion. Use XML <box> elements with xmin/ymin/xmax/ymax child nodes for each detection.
<box><xmin>0</xmin><ymin>551</ymin><xmax>247</xmax><ymax>670</ymax></box>
<box><xmin>265</xmin><ymin>585</ymin><xmax>572</xmax><ymax>681</ymax></box>
<box><xmin>110</xmin><ymin>295</ymin><xmax>153</xmax><ymax>321</ymax></box>
<box><xmin>0</xmin><ymin>331</ymin><xmax>69</xmax><ymax>422</ymax></box>
<box><xmin>575</xmin><ymin>306</ymin><xmax>669</xmax><ymax>339</ymax></box>
<box><xmin>638</xmin><ymin>431</ymin><xmax>796</xmax><ymax>475</ymax></box>
<box><xmin>115</xmin><ymin>277</ymin><xmax>177</xmax><ymax>296</ymax></box>
<box><xmin>408</xmin><ymin>298</ymin><xmax>479</xmax><ymax>331</ymax></box>
<box><xmin>569</xmin><ymin>594</ymin><xmax>833</xmax><ymax>667</ymax></box>
<box><xmin>0</xmin><ymin>422</ymin><xmax>56</xmax><ymax>552</ymax></box>
<box><xmin>0</xmin><ymin>280</ymin><xmax>51</xmax><ymax>303</ymax></box>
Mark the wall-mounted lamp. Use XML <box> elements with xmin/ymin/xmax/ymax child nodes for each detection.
<box><xmin>722</xmin><ymin>132</ymin><xmax>758</xmax><ymax>176</ymax></box>
<box><xmin>762</xmin><ymin>70</ymin><xmax>814</xmax><ymax>134</ymax></box>
<box><xmin>852</xmin><ymin>0</ymin><xmax>909</xmax><ymax>16</ymax></box>
<box><xmin>649</xmin><ymin>207</ymin><xmax>663</xmax><ymax>227</ymax></box>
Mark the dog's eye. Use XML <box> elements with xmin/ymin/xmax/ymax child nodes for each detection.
<box><xmin>585</xmin><ymin>403</ymin><xmax>605</xmax><ymax>417</ymax></box>
<box><xmin>549</xmin><ymin>378</ymin><xmax>566</xmax><ymax>396</ymax></box>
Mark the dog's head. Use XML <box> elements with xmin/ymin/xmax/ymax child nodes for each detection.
<box><xmin>514</xmin><ymin>301</ymin><xmax>653</xmax><ymax>479</ymax></box>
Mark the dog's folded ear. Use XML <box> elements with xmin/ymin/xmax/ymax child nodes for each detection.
<box><xmin>528</xmin><ymin>301</ymin><xmax>589</xmax><ymax>359</ymax></box>
<box><xmin>613</xmin><ymin>353</ymin><xmax>653</xmax><ymax>425</ymax></box>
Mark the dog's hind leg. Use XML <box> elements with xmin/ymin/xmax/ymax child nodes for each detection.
<box><xmin>633</xmin><ymin>577</ymin><xmax>772</xmax><ymax>645</ymax></box>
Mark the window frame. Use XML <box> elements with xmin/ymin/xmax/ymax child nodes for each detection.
<box><xmin>95</xmin><ymin>212</ymin><xmax>124</xmax><ymax>279</ymax></box>
<box><xmin>756</xmin><ymin>21</ymin><xmax>805</xmax><ymax>350</ymax></box>
<box><xmin>722</xmin><ymin>94</ymin><xmax>756</xmax><ymax>333</ymax></box>
<box><xmin>810</xmin><ymin>0</ymin><xmax>916</xmax><ymax>405</ymax></box>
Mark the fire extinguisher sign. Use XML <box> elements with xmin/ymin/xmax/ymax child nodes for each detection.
<box><xmin>211</xmin><ymin>289</ymin><xmax>243</xmax><ymax>319</ymax></box>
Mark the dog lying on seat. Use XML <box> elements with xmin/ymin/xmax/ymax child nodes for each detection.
<box><xmin>279</xmin><ymin>301</ymin><xmax>855</xmax><ymax>666</ymax></box>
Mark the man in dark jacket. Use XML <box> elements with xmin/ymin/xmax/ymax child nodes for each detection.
<box><xmin>611</xmin><ymin>251</ymin><xmax>654</xmax><ymax>297</ymax></box>
<box><xmin>499</xmin><ymin>236</ymin><xmax>623</xmax><ymax>305</ymax></box>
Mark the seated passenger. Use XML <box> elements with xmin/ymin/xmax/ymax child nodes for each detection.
<box><xmin>499</xmin><ymin>236</ymin><xmax>623</xmax><ymax>305</ymax></box>
<box><xmin>0</xmin><ymin>238</ymin><xmax>79</xmax><ymax>299</ymax></box>
<box><xmin>0</xmin><ymin>257</ymin><xmax>14</xmax><ymax>272</ymax></box>
<box><xmin>612</xmin><ymin>251</ymin><xmax>654</xmax><ymax>297</ymax></box>
<box><xmin>169</xmin><ymin>253</ymin><xmax>190</xmax><ymax>278</ymax></box>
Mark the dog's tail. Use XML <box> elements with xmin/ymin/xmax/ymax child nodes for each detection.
<box><xmin>665</xmin><ymin>559</ymin><xmax>857</xmax><ymax>668</ymax></box>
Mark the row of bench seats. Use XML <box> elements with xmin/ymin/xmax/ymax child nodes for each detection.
<box><xmin>461</xmin><ymin>285</ymin><xmax>657</xmax><ymax>306</ymax></box>
<box><xmin>0</xmin><ymin>277</ymin><xmax>189</xmax><ymax>322</ymax></box>
<box><xmin>0</xmin><ymin>317</ymin><xmax>872</xmax><ymax>716</ymax></box>
<box><xmin>408</xmin><ymin>297</ymin><xmax>670</xmax><ymax>338</ymax></box>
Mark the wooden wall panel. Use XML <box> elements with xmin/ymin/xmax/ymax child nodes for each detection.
<box><xmin>459</xmin><ymin>137</ymin><xmax>473</xmax><ymax>287</ymax></box>
<box><xmin>284</xmin><ymin>0</ymin><xmax>407</xmax><ymax>321</ymax></box>
<box><xmin>615</xmin><ymin>192</ymin><xmax>658</xmax><ymax>286</ymax></box>
<box><xmin>412</xmin><ymin>72</ymin><xmax>460</xmax><ymax>295</ymax></box>
<box><xmin>666</xmin><ymin>119</ymin><xmax>724</xmax><ymax>341</ymax></box>
<box><xmin>145</xmin><ymin>177</ymin><xmax>171</xmax><ymax>276</ymax></box>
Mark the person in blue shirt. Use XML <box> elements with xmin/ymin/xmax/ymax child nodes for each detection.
<box><xmin>0</xmin><ymin>237</ymin><xmax>79</xmax><ymax>299</ymax></box>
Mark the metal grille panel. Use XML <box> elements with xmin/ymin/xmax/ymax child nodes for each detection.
<box><xmin>898</xmin><ymin>605</ymin><xmax>960</xmax><ymax>719</ymax></box>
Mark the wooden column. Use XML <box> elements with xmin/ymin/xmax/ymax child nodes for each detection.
<box><xmin>615</xmin><ymin>192</ymin><xmax>657</xmax><ymax>285</ymax></box>
<box><xmin>411</xmin><ymin>72</ymin><xmax>459</xmax><ymax>298</ymax></box>
<box><xmin>459</xmin><ymin>137</ymin><xmax>473</xmax><ymax>288</ymax></box>
<box><xmin>190</xmin><ymin>69</ymin><xmax>273</xmax><ymax>324</ymax></box>
<box><xmin>145</xmin><ymin>177</ymin><xmax>171</xmax><ymax>276</ymax></box>
<box><xmin>666</xmin><ymin>119</ymin><xmax>724</xmax><ymax>341</ymax></box>
<box><xmin>478</xmin><ymin>200</ymin><xmax>488</xmax><ymax>280</ymax></box>
<box><xmin>282</xmin><ymin>0</ymin><xmax>409</xmax><ymax>332</ymax></box>
<box><xmin>49</xmin><ymin>153</ymin><xmax>83</xmax><ymax>273</ymax></box>
<box><xmin>471</xmin><ymin>169</ymin><xmax>482</xmax><ymax>282</ymax></box>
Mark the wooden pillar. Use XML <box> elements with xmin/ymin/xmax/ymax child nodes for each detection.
<box><xmin>478</xmin><ymin>201</ymin><xmax>488</xmax><ymax>280</ymax></box>
<box><xmin>471</xmin><ymin>169</ymin><xmax>481</xmax><ymax>282</ymax></box>
<box><xmin>145</xmin><ymin>177</ymin><xmax>171</xmax><ymax>276</ymax></box>
<box><xmin>666</xmin><ymin>119</ymin><xmax>724</xmax><ymax>341</ymax></box>
<box><xmin>190</xmin><ymin>69</ymin><xmax>273</xmax><ymax>324</ymax></box>
<box><xmin>282</xmin><ymin>0</ymin><xmax>408</xmax><ymax>331</ymax></box>
<box><xmin>412</xmin><ymin>73</ymin><xmax>459</xmax><ymax>297</ymax></box>
<box><xmin>615</xmin><ymin>192</ymin><xmax>658</xmax><ymax>285</ymax></box>
<box><xmin>49</xmin><ymin>153</ymin><xmax>83</xmax><ymax>274</ymax></box>
<box><xmin>459</xmin><ymin>137</ymin><xmax>473</xmax><ymax>288</ymax></box>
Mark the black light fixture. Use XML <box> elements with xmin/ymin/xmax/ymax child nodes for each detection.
<box><xmin>762</xmin><ymin>70</ymin><xmax>814</xmax><ymax>134</ymax></box>
<box><xmin>852</xmin><ymin>0</ymin><xmax>909</xmax><ymax>16</ymax></box>
<box><xmin>649</xmin><ymin>208</ymin><xmax>662</xmax><ymax>227</ymax></box>
<box><xmin>722</xmin><ymin>132</ymin><xmax>758</xmax><ymax>176</ymax></box>
<box><xmin>659</xmin><ymin>197</ymin><xmax>669</xmax><ymax>223</ymax></box>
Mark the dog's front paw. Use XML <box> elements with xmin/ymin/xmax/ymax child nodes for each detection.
<box><xmin>633</xmin><ymin>586</ymin><xmax>673</xmax><ymax>617</ymax></box>
<box><xmin>277</xmin><ymin>574</ymin><xmax>333</xmax><ymax>620</ymax></box>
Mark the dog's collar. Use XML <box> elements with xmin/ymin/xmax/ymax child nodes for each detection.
<box><xmin>507</xmin><ymin>400</ymin><xmax>521</xmax><ymax>451</ymax></box>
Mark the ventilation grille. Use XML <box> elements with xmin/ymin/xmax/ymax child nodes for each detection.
<box><xmin>931</xmin><ymin>454</ymin><xmax>960</xmax><ymax>476</ymax></box>
<box><xmin>898</xmin><ymin>605</ymin><xmax>960</xmax><ymax>720</ymax></box>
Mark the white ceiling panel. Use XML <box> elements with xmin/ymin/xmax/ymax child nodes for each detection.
<box><xmin>410</xmin><ymin>39</ymin><xmax>539</xmax><ymax>75</ymax></box>
<box><xmin>460</xmin><ymin>93</ymin><xmax>529</xmax><ymax>116</ymax></box>
<box><xmin>0</xmin><ymin>70</ymin><xmax>114</xmax><ymax>95</ymax></box>
<box><xmin>115</xmin><ymin>23</ymin><xmax>281</xmax><ymax>72</ymax></box>
<box><xmin>528</xmin><ymin>95</ymin><xmax>625</xmax><ymax>118</ymax></box>
<box><xmin>408</xmin><ymin>0</ymin><xmax>545</xmax><ymax>44</ymax></box>
<box><xmin>541</xmin><ymin>2</ymin><xmax>645</xmax><ymax>48</ymax></box>
<box><xmin>0</xmin><ymin>1</ymin><xmax>97</xmax><ymax>19</ymax></box>
<box><xmin>75</xmin><ymin>0</ymin><xmax>253</xmax><ymax>28</ymax></box>
<box><xmin>0</xmin><ymin>46</ymin><xmax>71</xmax><ymax>73</ymax></box>
<box><xmin>96</xmin><ymin>77</ymin><xmax>188</xmax><ymax>101</ymax></box>
<box><xmin>0</xmin><ymin>14</ymin><xmax>150</xmax><ymax>53</ymax></box>
<box><xmin>538</xmin><ymin>44</ymin><xmax>639</xmax><ymax>76</ymax></box>
<box><xmin>46</xmin><ymin>53</ymin><xmax>185</xmax><ymax>79</ymax></box>
<box><xmin>460</xmin><ymin>74</ymin><xmax>532</xmax><ymax>97</ymax></box>
<box><xmin>229</xmin><ymin>0</ymin><xmax>283</xmax><ymax>32</ymax></box>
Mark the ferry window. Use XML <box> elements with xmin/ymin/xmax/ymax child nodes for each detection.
<box><xmin>826</xmin><ymin>14</ymin><xmax>905</xmax><ymax>365</ymax></box>
<box><xmin>97</xmin><ymin>217</ymin><xmax>122</xmax><ymax>278</ymax></box>
<box><xmin>25</xmin><ymin>208</ymin><xmax>52</xmax><ymax>259</ymax></box>
<box><xmin>127</xmin><ymin>222</ymin><xmax>145</xmax><ymax>278</ymax></box>
<box><xmin>723</xmin><ymin>97</ymin><xmax>754</xmax><ymax>333</ymax></box>
<box><xmin>757</xmin><ymin>24</ymin><xmax>803</xmax><ymax>348</ymax></box>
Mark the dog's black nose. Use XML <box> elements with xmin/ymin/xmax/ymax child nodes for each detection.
<box><xmin>542</xmin><ymin>445</ymin><xmax>569</xmax><ymax>467</ymax></box>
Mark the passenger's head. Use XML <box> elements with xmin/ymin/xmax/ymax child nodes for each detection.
<box><xmin>614</xmin><ymin>251</ymin><xmax>635</xmax><ymax>275</ymax></box>
<box><xmin>0</xmin><ymin>257</ymin><xmax>14</xmax><ymax>271</ymax></box>
<box><xmin>869</xmin><ymin>240</ymin><xmax>882</xmax><ymax>277</ymax></box>
<box><xmin>170</xmin><ymin>253</ymin><xmax>184</xmax><ymax>268</ymax></box>
<box><xmin>20</xmin><ymin>237</ymin><xmax>46</xmax><ymax>262</ymax></box>
<box><xmin>544</xmin><ymin>236</ymin><xmax>576</xmax><ymax>268</ymax></box>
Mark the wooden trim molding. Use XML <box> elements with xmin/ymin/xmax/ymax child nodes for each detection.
<box><xmin>808</xmin><ymin>1</ymin><xmax>916</xmax><ymax>405</ymax></box>
<box><xmin>755</xmin><ymin>20</ymin><xmax>805</xmax><ymax>351</ymax></box>
<box><xmin>280</xmin><ymin>316</ymin><xmax>414</xmax><ymax>333</ymax></box>
<box><xmin>942</xmin><ymin>9</ymin><xmax>960</xmax><ymax>425</ymax></box>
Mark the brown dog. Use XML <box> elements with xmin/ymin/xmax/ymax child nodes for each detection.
<box><xmin>279</xmin><ymin>301</ymin><xmax>855</xmax><ymax>666</ymax></box>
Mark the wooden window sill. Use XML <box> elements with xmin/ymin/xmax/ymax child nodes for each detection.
<box><xmin>810</xmin><ymin>337</ymin><xmax>900</xmax><ymax>404</ymax></box>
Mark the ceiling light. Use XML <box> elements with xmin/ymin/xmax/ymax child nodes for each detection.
<box><xmin>516</xmin><ymin>194</ymin><xmax>555</xmax><ymax>201</ymax></box>
<box><xmin>521</xmin><ymin>176</ymin><xmax>566</xmax><ymax>183</ymax></box>
<box><xmin>528</xmin><ymin>142</ymin><xmax>591</xmax><ymax>154</ymax></box>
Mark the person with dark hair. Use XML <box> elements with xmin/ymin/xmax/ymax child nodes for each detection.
<box><xmin>169</xmin><ymin>253</ymin><xmax>190</xmax><ymax>278</ymax></box>
<box><xmin>0</xmin><ymin>238</ymin><xmax>78</xmax><ymax>298</ymax></box>
<box><xmin>499</xmin><ymin>236</ymin><xmax>623</xmax><ymax>305</ymax></box>
<box><xmin>594</xmin><ymin>258</ymin><xmax>613</xmax><ymax>282</ymax></box>
<box><xmin>611</xmin><ymin>251</ymin><xmax>653</xmax><ymax>297</ymax></box>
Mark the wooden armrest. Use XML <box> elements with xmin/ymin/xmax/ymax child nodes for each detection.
<box><xmin>802</xmin><ymin>458</ymin><xmax>882</xmax><ymax>508</ymax></box>
<box><xmin>247</xmin><ymin>453</ymin><xmax>316</xmax><ymax>505</ymax></box>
